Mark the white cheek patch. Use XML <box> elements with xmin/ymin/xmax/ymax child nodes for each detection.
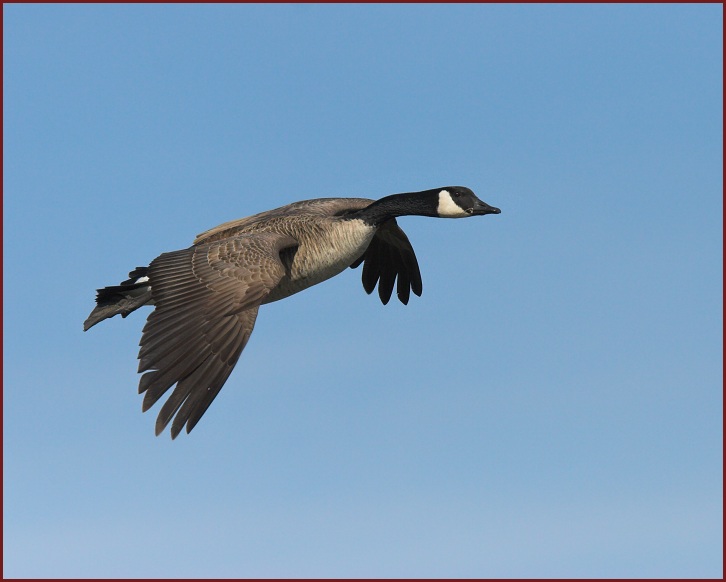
<box><xmin>437</xmin><ymin>190</ymin><xmax>468</xmax><ymax>218</ymax></box>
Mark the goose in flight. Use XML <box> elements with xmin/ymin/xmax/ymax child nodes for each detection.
<box><xmin>84</xmin><ymin>186</ymin><xmax>501</xmax><ymax>438</ymax></box>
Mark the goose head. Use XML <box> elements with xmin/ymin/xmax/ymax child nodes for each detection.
<box><xmin>435</xmin><ymin>186</ymin><xmax>501</xmax><ymax>218</ymax></box>
<box><xmin>351</xmin><ymin>186</ymin><xmax>501</xmax><ymax>226</ymax></box>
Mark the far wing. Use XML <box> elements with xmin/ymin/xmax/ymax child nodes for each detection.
<box><xmin>350</xmin><ymin>218</ymin><xmax>422</xmax><ymax>305</ymax></box>
<box><xmin>137</xmin><ymin>232</ymin><xmax>298</xmax><ymax>438</ymax></box>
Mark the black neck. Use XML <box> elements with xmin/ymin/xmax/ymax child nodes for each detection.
<box><xmin>349</xmin><ymin>189</ymin><xmax>440</xmax><ymax>226</ymax></box>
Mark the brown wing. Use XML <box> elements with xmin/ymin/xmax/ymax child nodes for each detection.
<box><xmin>137</xmin><ymin>232</ymin><xmax>298</xmax><ymax>439</ymax></box>
<box><xmin>350</xmin><ymin>218</ymin><xmax>422</xmax><ymax>305</ymax></box>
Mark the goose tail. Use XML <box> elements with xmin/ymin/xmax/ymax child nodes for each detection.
<box><xmin>83</xmin><ymin>267</ymin><xmax>153</xmax><ymax>331</ymax></box>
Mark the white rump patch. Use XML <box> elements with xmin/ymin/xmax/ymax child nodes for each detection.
<box><xmin>437</xmin><ymin>190</ymin><xmax>468</xmax><ymax>218</ymax></box>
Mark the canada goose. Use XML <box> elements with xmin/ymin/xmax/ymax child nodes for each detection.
<box><xmin>84</xmin><ymin>186</ymin><xmax>501</xmax><ymax>438</ymax></box>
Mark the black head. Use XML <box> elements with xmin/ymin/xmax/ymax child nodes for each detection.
<box><xmin>350</xmin><ymin>185</ymin><xmax>501</xmax><ymax>226</ymax></box>
<box><xmin>435</xmin><ymin>186</ymin><xmax>501</xmax><ymax>218</ymax></box>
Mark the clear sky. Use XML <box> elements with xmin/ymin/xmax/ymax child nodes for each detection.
<box><xmin>3</xmin><ymin>3</ymin><xmax>722</xmax><ymax>578</ymax></box>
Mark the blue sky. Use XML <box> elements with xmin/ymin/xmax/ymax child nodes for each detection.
<box><xmin>3</xmin><ymin>3</ymin><xmax>722</xmax><ymax>577</ymax></box>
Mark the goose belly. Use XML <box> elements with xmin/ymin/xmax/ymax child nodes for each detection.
<box><xmin>263</xmin><ymin>219</ymin><xmax>375</xmax><ymax>303</ymax></box>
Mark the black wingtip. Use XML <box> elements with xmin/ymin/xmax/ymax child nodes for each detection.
<box><xmin>155</xmin><ymin>416</ymin><xmax>169</xmax><ymax>438</ymax></box>
<box><xmin>169</xmin><ymin>425</ymin><xmax>181</xmax><ymax>440</ymax></box>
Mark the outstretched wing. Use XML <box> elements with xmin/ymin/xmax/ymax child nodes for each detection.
<box><xmin>137</xmin><ymin>232</ymin><xmax>298</xmax><ymax>438</ymax></box>
<box><xmin>350</xmin><ymin>218</ymin><xmax>422</xmax><ymax>305</ymax></box>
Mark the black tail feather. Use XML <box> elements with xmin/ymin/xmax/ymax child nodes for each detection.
<box><xmin>83</xmin><ymin>267</ymin><xmax>152</xmax><ymax>331</ymax></box>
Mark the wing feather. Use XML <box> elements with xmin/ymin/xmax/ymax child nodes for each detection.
<box><xmin>351</xmin><ymin>219</ymin><xmax>422</xmax><ymax>305</ymax></box>
<box><xmin>137</xmin><ymin>232</ymin><xmax>297</xmax><ymax>438</ymax></box>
